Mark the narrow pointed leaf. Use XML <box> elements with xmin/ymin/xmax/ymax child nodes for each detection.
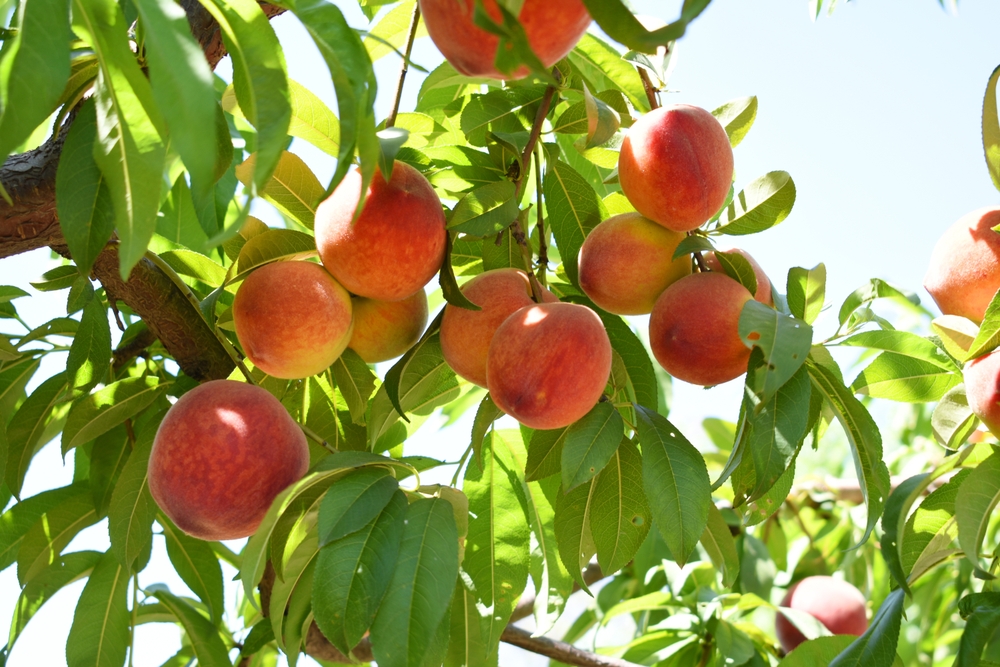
<box><xmin>956</xmin><ymin>451</ymin><xmax>1000</xmax><ymax>573</ymax></box>
<box><xmin>786</xmin><ymin>264</ymin><xmax>827</xmax><ymax>325</ymax></box>
<box><xmin>554</xmin><ymin>476</ymin><xmax>597</xmax><ymax>593</ymax></box>
<box><xmin>543</xmin><ymin>159</ymin><xmax>607</xmax><ymax>285</ymax></box>
<box><xmin>983</xmin><ymin>64</ymin><xmax>1000</xmax><ymax>193</ymax></box>
<box><xmin>62</xmin><ymin>376</ymin><xmax>165</xmax><ymax>455</ymax></box>
<box><xmin>234</xmin><ymin>151</ymin><xmax>324</xmax><ymax>229</ymax></box>
<box><xmin>330</xmin><ymin>349</ymin><xmax>377</xmax><ymax>426</ymax></box>
<box><xmin>65</xmin><ymin>298</ymin><xmax>111</xmax><ymax>393</ymax></box>
<box><xmin>739</xmin><ymin>300</ymin><xmax>813</xmax><ymax>404</ymax></box>
<box><xmin>317</xmin><ymin>467</ymin><xmax>398</xmax><ymax>546</ymax></box>
<box><xmin>829</xmin><ymin>588</ymin><xmax>905</xmax><ymax>667</ymax></box>
<box><xmin>590</xmin><ymin>438</ymin><xmax>650</xmax><ymax>574</ymax></box>
<box><xmin>561</xmin><ymin>401</ymin><xmax>623</xmax><ymax>491</ymax></box>
<box><xmin>160</xmin><ymin>516</ymin><xmax>224</xmax><ymax>624</ymax></box>
<box><xmin>65</xmin><ymin>550</ymin><xmax>130</xmax><ymax>667</ymax></box>
<box><xmin>16</xmin><ymin>489</ymin><xmax>98</xmax><ymax>585</ymax></box>
<box><xmin>716</xmin><ymin>171</ymin><xmax>796</xmax><ymax>236</ymax></box>
<box><xmin>108</xmin><ymin>412</ymin><xmax>162</xmax><ymax>569</ymax></box>
<box><xmin>5</xmin><ymin>372</ymin><xmax>68</xmax><ymax>498</ymax></box>
<box><xmin>148</xmin><ymin>588</ymin><xmax>232</xmax><ymax>667</ymax></box>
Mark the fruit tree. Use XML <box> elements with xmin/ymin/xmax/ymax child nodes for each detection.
<box><xmin>1</xmin><ymin>0</ymin><xmax>1000</xmax><ymax>666</ymax></box>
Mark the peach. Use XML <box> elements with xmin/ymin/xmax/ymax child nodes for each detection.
<box><xmin>963</xmin><ymin>350</ymin><xmax>1000</xmax><ymax>437</ymax></box>
<box><xmin>618</xmin><ymin>104</ymin><xmax>734</xmax><ymax>232</ymax></box>
<box><xmin>233</xmin><ymin>260</ymin><xmax>353</xmax><ymax>379</ymax></box>
<box><xmin>148</xmin><ymin>380</ymin><xmax>309</xmax><ymax>541</ymax></box>
<box><xmin>418</xmin><ymin>0</ymin><xmax>591</xmax><ymax>80</ymax></box>
<box><xmin>487</xmin><ymin>302</ymin><xmax>611</xmax><ymax>430</ymax></box>
<box><xmin>924</xmin><ymin>206</ymin><xmax>1000</xmax><ymax>323</ymax></box>
<box><xmin>648</xmin><ymin>271</ymin><xmax>753</xmax><ymax>386</ymax></box>
<box><xmin>315</xmin><ymin>162</ymin><xmax>446</xmax><ymax>302</ymax></box>
<box><xmin>703</xmin><ymin>247</ymin><xmax>774</xmax><ymax>306</ymax></box>
<box><xmin>577</xmin><ymin>212</ymin><xmax>690</xmax><ymax>315</ymax></box>
<box><xmin>348</xmin><ymin>291</ymin><xmax>429</xmax><ymax>363</ymax></box>
<box><xmin>775</xmin><ymin>576</ymin><xmax>868</xmax><ymax>653</ymax></box>
<box><xmin>440</xmin><ymin>268</ymin><xmax>557</xmax><ymax>387</ymax></box>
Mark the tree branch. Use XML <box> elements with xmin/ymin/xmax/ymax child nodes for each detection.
<box><xmin>385</xmin><ymin>1</ymin><xmax>421</xmax><ymax>129</ymax></box>
<box><xmin>501</xmin><ymin>626</ymin><xmax>644</xmax><ymax>667</ymax></box>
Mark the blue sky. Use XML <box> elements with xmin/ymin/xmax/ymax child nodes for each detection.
<box><xmin>2</xmin><ymin>1</ymin><xmax>999</xmax><ymax>665</ymax></box>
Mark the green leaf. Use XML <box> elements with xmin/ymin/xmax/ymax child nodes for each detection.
<box><xmin>65</xmin><ymin>298</ymin><xmax>111</xmax><ymax>393</ymax></box>
<box><xmin>72</xmin><ymin>0</ymin><xmax>166</xmax><ymax>280</ymax></box>
<box><xmin>288</xmin><ymin>79</ymin><xmax>340</xmax><ymax>156</ymax></box>
<box><xmin>88</xmin><ymin>426</ymin><xmax>129</xmax><ymax>517</ymax></box>
<box><xmin>199</xmin><ymin>0</ymin><xmax>290</xmax><ymax>192</ymax></box>
<box><xmin>133</xmin><ymin>0</ymin><xmax>217</xmax><ymax>197</ymax></box>
<box><xmin>837</xmin><ymin>279</ymin><xmax>921</xmax><ymax>328</ymax></box>
<box><xmin>806</xmin><ymin>359</ymin><xmax>890</xmax><ymax>546</ymax></box>
<box><xmin>880</xmin><ymin>474</ymin><xmax>926</xmax><ymax>594</ymax></box>
<box><xmin>0</xmin><ymin>0</ymin><xmax>71</xmax><ymax>164</ymax></box>
<box><xmin>364</xmin><ymin>0</ymin><xmax>427</xmax><ymax>63</ymax></box>
<box><xmin>290</xmin><ymin>0</ymin><xmax>378</xmax><ymax>196</ymax></box>
<box><xmin>738</xmin><ymin>300</ymin><xmax>813</xmax><ymax>404</ymax></box>
<box><xmin>955</xmin><ymin>592</ymin><xmax>1000</xmax><ymax>667</ymax></box>
<box><xmin>786</xmin><ymin>264</ymin><xmax>826</xmax><ymax>325</ymax></box>
<box><xmin>543</xmin><ymin>158</ymin><xmax>607</xmax><ymax>285</ymax></box>
<box><xmin>590</xmin><ymin>438</ymin><xmax>650</xmax><ymax>574</ymax></box>
<box><xmin>581</xmin><ymin>83</ymin><xmax>620</xmax><ymax>149</ymax></box>
<box><xmin>368</xmin><ymin>331</ymin><xmax>459</xmax><ymax>449</ymax></box>
<box><xmin>61</xmin><ymin>376</ymin><xmax>165</xmax><ymax>455</ymax></box>
<box><xmin>107</xmin><ymin>412</ymin><xmax>161</xmax><ymax>570</ymax></box>
<box><xmin>712</xmin><ymin>96</ymin><xmax>758</xmax><ymax>148</ymax></box>
<box><xmin>234</xmin><ymin>151</ymin><xmax>324</xmax><ymax>229</ymax></box>
<box><xmin>330</xmin><ymin>348</ymin><xmax>377</xmax><ymax>426</ymax></box>
<box><xmin>160</xmin><ymin>516</ymin><xmax>224</xmax><ymax>624</ymax></box>
<box><xmin>376</xmin><ymin>127</ymin><xmax>409</xmax><ymax>181</ymax></box>
<box><xmin>440</xmin><ymin>233</ymin><xmax>483</xmax><ymax>313</ymax></box>
<box><xmin>30</xmin><ymin>265</ymin><xmax>79</xmax><ymax>292</ymax></box>
<box><xmin>829</xmin><ymin>588</ymin><xmax>905</xmax><ymax>667</ymax></box>
<box><xmin>369</xmin><ymin>498</ymin><xmax>459</xmax><ymax>667</ymax></box>
<box><xmin>268</xmin><ymin>529</ymin><xmax>317</xmax><ymax>654</ymax></box>
<box><xmin>956</xmin><ymin>451</ymin><xmax>1000</xmax><ymax>574</ymax></box>
<box><xmin>851</xmin><ymin>352</ymin><xmax>960</xmax><ymax>403</ymax></box>
<box><xmin>55</xmin><ymin>100</ymin><xmax>115</xmax><ymax>275</ymax></box>
<box><xmin>65</xmin><ymin>550</ymin><xmax>130</xmax><ymax>667</ymax></box>
<box><xmin>778</xmin><ymin>636</ymin><xmax>858</xmax><ymax>666</ymax></box>
<box><xmin>714</xmin><ymin>250</ymin><xmax>758</xmax><ymax>296</ymax></box>
<box><xmin>526</xmin><ymin>427</ymin><xmax>567</xmax><ymax>482</ymax></box>
<box><xmin>902</xmin><ymin>467</ymin><xmax>969</xmax><ymax>581</ymax></box>
<box><xmin>313</xmin><ymin>488</ymin><xmax>406</xmax><ymax>656</ymax></box>
<box><xmin>554</xmin><ymin>476</ymin><xmax>597</xmax><ymax>593</ymax></box>
<box><xmin>740</xmin><ymin>362</ymin><xmax>812</xmax><ymax>505</ymax></box>
<box><xmin>568</xmin><ymin>33</ymin><xmax>649</xmax><ymax>113</ymax></box>
<box><xmin>635</xmin><ymin>405</ymin><xmax>710</xmax><ymax>566</ymax></box>
<box><xmin>159</xmin><ymin>250</ymin><xmax>227</xmax><ymax>287</ymax></box>
<box><xmin>931</xmin><ymin>384</ymin><xmax>979</xmax><ymax>449</ymax></box>
<box><xmin>16</xmin><ymin>489</ymin><xmax>98</xmax><ymax>585</ymax></box>
<box><xmin>716</xmin><ymin>171</ymin><xmax>796</xmax><ymax>236</ymax></box>
<box><xmin>460</xmin><ymin>85</ymin><xmax>548</xmax><ymax>147</ymax></box>
<box><xmin>502</xmin><ymin>445</ymin><xmax>572</xmax><ymax>636</ymax></box>
<box><xmin>579</xmin><ymin>0</ymin><xmax>707</xmax><ymax>57</ymax></box>
<box><xmin>561</xmin><ymin>401</ymin><xmax>623</xmax><ymax>491</ymax></box>
<box><xmin>317</xmin><ymin>467</ymin><xmax>398</xmax><ymax>546</ymax></box>
<box><xmin>447</xmin><ymin>181</ymin><xmax>518</xmax><ymax>237</ymax></box>
<box><xmin>5</xmin><ymin>372</ymin><xmax>68</xmax><ymax>498</ymax></box>
<box><xmin>463</xmin><ymin>430</ymin><xmax>531</xmax><ymax>650</ymax></box>
<box><xmin>147</xmin><ymin>587</ymin><xmax>233</xmax><ymax>667</ymax></box>
<box><xmin>230</xmin><ymin>228</ymin><xmax>317</xmax><ymax>286</ymax></box>
<box><xmin>8</xmin><ymin>550</ymin><xmax>102</xmax><ymax>652</ymax></box>
<box><xmin>983</xmin><ymin>64</ymin><xmax>1000</xmax><ymax>193</ymax></box>
<box><xmin>445</xmin><ymin>576</ymin><xmax>493</xmax><ymax>667</ymax></box>
<box><xmin>699</xmin><ymin>503</ymin><xmax>739</xmax><ymax>587</ymax></box>
<box><xmin>0</xmin><ymin>483</ymin><xmax>83</xmax><ymax>572</ymax></box>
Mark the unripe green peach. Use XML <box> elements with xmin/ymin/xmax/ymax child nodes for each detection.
<box><xmin>578</xmin><ymin>212</ymin><xmax>691</xmax><ymax>315</ymax></box>
<box><xmin>233</xmin><ymin>261</ymin><xmax>353</xmax><ymax>379</ymax></box>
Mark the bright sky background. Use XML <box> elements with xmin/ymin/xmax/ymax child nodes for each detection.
<box><xmin>2</xmin><ymin>1</ymin><xmax>999</xmax><ymax>665</ymax></box>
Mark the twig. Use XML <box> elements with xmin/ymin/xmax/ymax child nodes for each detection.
<box><xmin>688</xmin><ymin>231</ymin><xmax>709</xmax><ymax>272</ymax></box>
<box><xmin>637</xmin><ymin>68</ymin><xmax>660</xmax><ymax>111</ymax></box>
<box><xmin>510</xmin><ymin>562</ymin><xmax>604</xmax><ymax>623</ymax></box>
<box><xmin>501</xmin><ymin>625</ymin><xmax>644</xmax><ymax>667</ymax></box>
<box><xmin>385</xmin><ymin>2</ymin><xmax>421</xmax><ymax>129</ymax></box>
<box><xmin>533</xmin><ymin>146</ymin><xmax>548</xmax><ymax>285</ymax></box>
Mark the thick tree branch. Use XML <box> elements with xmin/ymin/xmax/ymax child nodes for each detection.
<box><xmin>501</xmin><ymin>625</ymin><xmax>644</xmax><ymax>667</ymax></box>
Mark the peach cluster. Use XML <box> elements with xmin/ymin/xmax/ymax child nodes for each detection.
<box><xmin>925</xmin><ymin>207</ymin><xmax>1000</xmax><ymax>434</ymax></box>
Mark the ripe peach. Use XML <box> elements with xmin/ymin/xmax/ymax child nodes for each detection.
<box><xmin>348</xmin><ymin>291</ymin><xmax>429</xmax><ymax>364</ymax></box>
<box><xmin>233</xmin><ymin>261</ymin><xmax>353</xmax><ymax>379</ymax></box>
<box><xmin>487</xmin><ymin>302</ymin><xmax>611</xmax><ymax>430</ymax></box>
<box><xmin>315</xmin><ymin>162</ymin><xmax>446</xmax><ymax>302</ymax></box>
<box><xmin>648</xmin><ymin>271</ymin><xmax>752</xmax><ymax>386</ymax></box>
<box><xmin>148</xmin><ymin>380</ymin><xmax>309</xmax><ymax>541</ymax></box>
<box><xmin>418</xmin><ymin>0</ymin><xmax>591</xmax><ymax>80</ymax></box>
<box><xmin>924</xmin><ymin>206</ymin><xmax>1000</xmax><ymax>323</ymax></box>
<box><xmin>440</xmin><ymin>268</ymin><xmax>557</xmax><ymax>387</ymax></box>
<box><xmin>618</xmin><ymin>104</ymin><xmax>734</xmax><ymax>233</ymax></box>
<box><xmin>963</xmin><ymin>350</ymin><xmax>1000</xmax><ymax>437</ymax></box>
<box><xmin>775</xmin><ymin>576</ymin><xmax>868</xmax><ymax>653</ymax></box>
<box><xmin>703</xmin><ymin>247</ymin><xmax>774</xmax><ymax>306</ymax></box>
<box><xmin>577</xmin><ymin>212</ymin><xmax>690</xmax><ymax>315</ymax></box>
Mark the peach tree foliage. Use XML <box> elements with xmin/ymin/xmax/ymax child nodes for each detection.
<box><xmin>0</xmin><ymin>0</ymin><xmax>998</xmax><ymax>666</ymax></box>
